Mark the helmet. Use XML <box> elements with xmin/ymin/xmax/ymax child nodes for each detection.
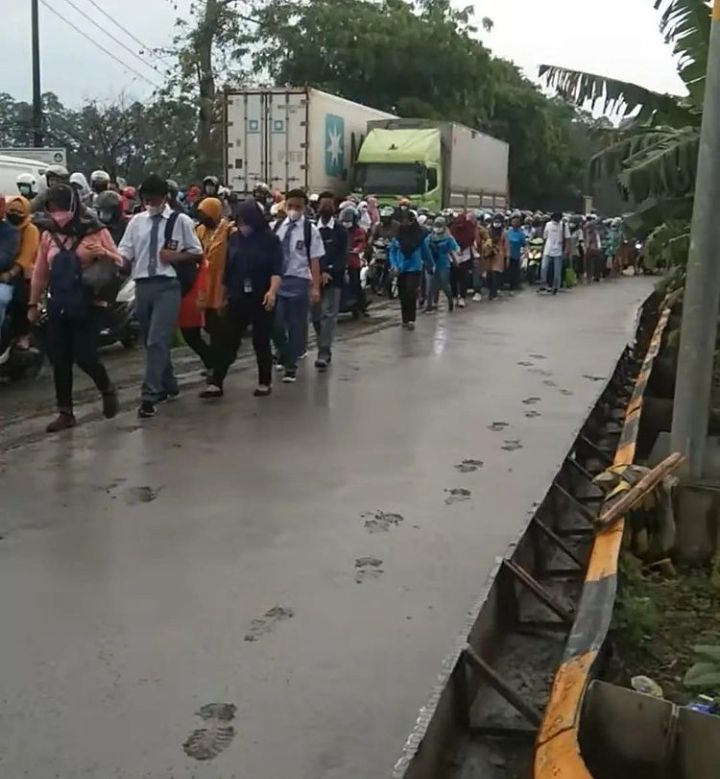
<box><xmin>45</xmin><ymin>165</ymin><xmax>69</xmax><ymax>185</ymax></box>
<box><xmin>432</xmin><ymin>216</ymin><xmax>447</xmax><ymax>232</ymax></box>
<box><xmin>166</xmin><ymin>179</ymin><xmax>179</xmax><ymax>194</ymax></box>
<box><xmin>491</xmin><ymin>212</ymin><xmax>505</xmax><ymax>226</ymax></box>
<box><xmin>418</xmin><ymin>206</ymin><xmax>430</xmax><ymax>216</ymax></box>
<box><xmin>90</xmin><ymin>170</ymin><xmax>110</xmax><ymax>184</ymax></box>
<box><xmin>95</xmin><ymin>190</ymin><xmax>123</xmax><ymax>224</ymax></box>
<box><xmin>203</xmin><ymin>175</ymin><xmax>220</xmax><ymax>195</ymax></box>
<box><xmin>309</xmin><ymin>193</ymin><xmax>320</xmax><ymax>204</ymax></box>
<box><xmin>380</xmin><ymin>206</ymin><xmax>394</xmax><ymax>221</ymax></box>
<box><xmin>418</xmin><ymin>214</ymin><xmax>428</xmax><ymax>226</ymax></box>
<box><xmin>16</xmin><ymin>172</ymin><xmax>38</xmax><ymax>197</ymax></box>
<box><xmin>339</xmin><ymin>205</ymin><xmax>360</xmax><ymax>228</ymax></box>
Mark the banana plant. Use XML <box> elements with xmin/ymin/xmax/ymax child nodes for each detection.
<box><xmin>540</xmin><ymin>0</ymin><xmax>709</xmax><ymax>250</ymax></box>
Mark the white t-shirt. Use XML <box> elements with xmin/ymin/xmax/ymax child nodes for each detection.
<box><xmin>543</xmin><ymin>221</ymin><xmax>570</xmax><ymax>257</ymax></box>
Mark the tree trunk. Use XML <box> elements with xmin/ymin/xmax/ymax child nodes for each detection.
<box><xmin>195</xmin><ymin>0</ymin><xmax>220</xmax><ymax>178</ymax></box>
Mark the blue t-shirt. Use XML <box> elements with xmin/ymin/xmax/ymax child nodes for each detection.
<box><xmin>506</xmin><ymin>227</ymin><xmax>527</xmax><ymax>261</ymax></box>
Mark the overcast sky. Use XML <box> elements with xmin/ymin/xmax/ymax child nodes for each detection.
<box><xmin>0</xmin><ymin>0</ymin><xmax>685</xmax><ymax>108</ymax></box>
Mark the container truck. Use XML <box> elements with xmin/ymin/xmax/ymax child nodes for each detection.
<box><xmin>353</xmin><ymin>118</ymin><xmax>509</xmax><ymax>212</ymax></box>
<box><xmin>223</xmin><ymin>87</ymin><xmax>396</xmax><ymax>197</ymax></box>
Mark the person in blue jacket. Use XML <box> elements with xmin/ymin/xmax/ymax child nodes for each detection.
<box><xmin>389</xmin><ymin>211</ymin><xmax>433</xmax><ymax>330</ymax></box>
<box><xmin>425</xmin><ymin>216</ymin><xmax>459</xmax><ymax>313</ymax></box>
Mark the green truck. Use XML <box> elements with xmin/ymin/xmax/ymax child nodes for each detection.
<box><xmin>353</xmin><ymin>118</ymin><xmax>509</xmax><ymax>212</ymax></box>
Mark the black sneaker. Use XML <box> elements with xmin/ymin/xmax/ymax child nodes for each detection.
<box><xmin>138</xmin><ymin>401</ymin><xmax>156</xmax><ymax>418</ymax></box>
<box><xmin>158</xmin><ymin>390</ymin><xmax>180</xmax><ymax>403</ymax></box>
<box><xmin>282</xmin><ymin>369</ymin><xmax>297</xmax><ymax>383</ymax></box>
<box><xmin>315</xmin><ymin>356</ymin><xmax>329</xmax><ymax>371</ymax></box>
<box><xmin>199</xmin><ymin>385</ymin><xmax>224</xmax><ymax>399</ymax></box>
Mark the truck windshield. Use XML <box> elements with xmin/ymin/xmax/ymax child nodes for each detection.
<box><xmin>354</xmin><ymin>162</ymin><xmax>426</xmax><ymax>196</ymax></box>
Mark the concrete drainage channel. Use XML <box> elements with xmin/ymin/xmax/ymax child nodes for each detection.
<box><xmin>391</xmin><ymin>292</ymin><xmax>662</xmax><ymax>779</ymax></box>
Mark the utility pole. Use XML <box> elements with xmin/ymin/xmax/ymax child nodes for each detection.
<box><xmin>31</xmin><ymin>0</ymin><xmax>43</xmax><ymax>147</ymax></box>
<box><xmin>670</xmin><ymin>0</ymin><xmax>720</xmax><ymax>479</ymax></box>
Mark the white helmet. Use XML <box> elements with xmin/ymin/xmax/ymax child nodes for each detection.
<box><xmin>90</xmin><ymin>169</ymin><xmax>111</xmax><ymax>183</ymax></box>
<box><xmin>16</xmin><ymin>172</ymin><xmax>38</xmax><ymax>197</ymax></box>
<box><xmin>45</xmin><ymin>164</ymin><xmax>69</xmax><ymax>182</ymax></box>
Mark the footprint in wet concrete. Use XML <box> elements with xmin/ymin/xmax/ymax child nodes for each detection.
<box><xmin>529</xmin><ymin>368</ymin><xmax>552</xmax><ymax>377</ymax></box>
<box><xmin>355</xmin><ymin>557</ymin><xmax>384</xmax><ymax>584</ymax></box>
<box><xmin>445</xmin><ymin>488</ymin><xmax>472</xmax><ymax>505</ymax></box>
<box><xmin>125</xmin><ymin>485</ymin><xmax>163</xmax><ymax>505</ymax></box>
<box><xmin>525</xmin><ymin>410</ymin><xmax>541</xmax><ymax>419</ymax></box>
<box><xmin>522</xmin><ymin>397</ymin><xmax>541</xmax><ymax>405</ymax></box>
<box><xmin>502</xmin><ymin>440</ymin><xmax>523</xmax><ymax>452</ymax></box>
<box><xmin>455</xmin><ymin>459</ymin><xmax>484</xmax><ymax>473</ymax></box>
<box><xmin>560</xmin><ymin>389</ymin><xmax>574</xmax><ymax>396</ymax></box>
<box><xmin>244</xmin><ymin>606</ymin><xmax>295</xmax><ymax>642</ymax></box>
<box><xmin>543</xmin><ymin>380</ymin><xmax>557</xmax><ymax>387</ymax></box>
<box><xmin>583</xmin><ymin>374</ymin><xmax>605</xmax><ymax>382</ymax></box>
<box><xmin>517</xmin><ymin>360</ymin><xmax>533</xmax><ymax>367</ymax></box>
<box><xmin>529</xmin><ymin>354</ymin><xmax>547</xmax><ymax>360</ymax></box>
<box><xmin>94</xmin><ymin>477</ymin><xmax>127</xmax><ymax>494</ymax></box>
<box><xmin>488</xmin><ymin>421</ymin><xmax>509</xmax><ymax>432</ymax></box>
<box><xmin>183</xmin><ymin>702</ymin><xmax>236</xmax><ymax>761</ymax></box>
<box><xmin>362</xmin><ymin>510</ymin><xmax>404</xmax><ymax>533</ymax></box>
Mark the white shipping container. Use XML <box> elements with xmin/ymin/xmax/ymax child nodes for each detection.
<box><xmin>224</xmin><ymin>87</ymin><xmax>396</xmax><ymax>196</ymax></box>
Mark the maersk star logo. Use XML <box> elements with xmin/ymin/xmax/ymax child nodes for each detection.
<box><xmin>325</xmin><ymin>114</ymin><xmax>345</xmax><ymax>176</ymax></box>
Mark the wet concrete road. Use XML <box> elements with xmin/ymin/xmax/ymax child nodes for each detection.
<box><xmin>0</xmin><ymin>279</ymin><xmax>652</xmax><ymax>779</ymax></box>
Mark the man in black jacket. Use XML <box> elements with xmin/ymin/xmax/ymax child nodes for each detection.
<box><xmin>312</xmin><ymin>192</ymin><xmax>348</xmax><ymax>371</ymax></box>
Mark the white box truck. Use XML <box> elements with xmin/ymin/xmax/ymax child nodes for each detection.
<box><xmin>354</xmin><ymin>119</ymin><xmax>509</xmax><ymax>212</ymax></box>
<box><xmin>223</xmin><ymin>87</ymin><xmax>396</xmax><ymax>196</ymax></box>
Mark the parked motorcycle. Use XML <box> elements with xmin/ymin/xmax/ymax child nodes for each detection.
<box><xmin>0</xmin><ymin>309</ymin><xmax>44</xmax><ymax>383</ymax></box>
<box><xmin>99</xmin><ymin>275</ymin><xmax>139</xmax><ymax>349</ymax></box>
<box><xmin>525</xmin><ymin>237</ymin><xmax>544</xmax><ymax>285</ymax></box>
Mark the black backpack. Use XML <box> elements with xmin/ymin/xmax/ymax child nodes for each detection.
<box><xmin>273</xmin><ymin>218</ymin><xmax>313</xmax><ymax>265</ymax></box>
<box><xmin>165</xmin><ymin>212</ymin><xmax>200</xmax><ymax>297</ymax></box>
<box><xmin>48</xmin><ymin>233</ymin><xmax>88</xmax><ymax>318</ymax></box>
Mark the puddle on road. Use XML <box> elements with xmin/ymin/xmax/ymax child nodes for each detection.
<box><xmin>445</xmin><ymin>488</ymin><xmax>472</xmax><ymax>505</ymax></box>
<box><xmin>455</xmin><ymin>459</ymin><xmax>484</xmax><ymax>473</ymax></box>
<box><xmin>244</xmin><ymin>606</ymin><xmax>295</xmax><ymax>642</ymax></box>
<box><xmin>362</xmin><ymin>510</ymin><xmax>404</xmax><ymax>533</ymax></box>
<box><xmin>183</xmin><ymin>702</ymin><xmax>236</xmax><ymax>761</ymax></box>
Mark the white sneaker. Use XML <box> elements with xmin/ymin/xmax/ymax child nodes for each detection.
<box><xmin>457</xmin><ymin>297</ymin><xmax>466</xmax><ymax>309</ymax></box>
<box><xmin>473</xmin><ymin>293</ymin><xmax>482</xmax><ymax>302</ymax></box>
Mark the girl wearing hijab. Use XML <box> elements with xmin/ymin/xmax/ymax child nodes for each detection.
<box><xmin>4</xmin><ymin>195</ymin><xmax>40</xmax><ymax>349</ymax></box>
<box><xmin>484</xmin><ymin>214</ymin><xmax>508</xmax><ymax>301</ymax></box>
<box><xmin>389</xmin><ymin>212</ymin><xmax>433</xmax><ymax>330</ymax></box>
<box><xmin>28</xmin><ymin>184</ymin><xmax>123</xmax><ymax>432</ymax></box>
<box><xmin>201</xmin><ymin>199</ymin><xmax>282</xmax><ymax>399</ymax></box>
<box><xmin>425</xmin><ymin>216</ymin><xmax>459</xmax><ymax>312</ymax></box>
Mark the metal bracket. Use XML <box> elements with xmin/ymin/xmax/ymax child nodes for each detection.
<box><xmin>463</xmin><ymin>645</ymin><xmax>542</xmax><ymax>728</ymax></box>
<box><xmin>502</xmin><ymin>559</ymin><xmax>574</xmax><ymax>625</ymax></box>
<box><xmin>531</xmin><ymin>516</ymin><xmax>585</xmax><ymax>569</ymax></box>
<box><xmin>565</xmin><ymin>456</ymin><xmax>605</xmax><ymax>489</ymax></box>
<box><xmin>578</xmin><ymin>433</ymin><xmax>614</xmax><ymax>466</ymax></box>
<box><xmin>552</xmin><ymin>481</ymin><xmax>598</xmax><ymax>525</ymax></box>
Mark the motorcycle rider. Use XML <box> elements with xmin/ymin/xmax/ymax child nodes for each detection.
<box><xmin>313</xmin><ymin>192</ymin><xmax>348</xmax><ymax>371</ymax></box>
<box><xmin>95</xmin><ymin>190</ymin><xmax>128</xmax><ymax>246</ymax></box>
<box><xmin>366</xmin><ymin>206</ymin><xmax>396</xmax><ymax>295</ymax></box>
<box><xmin>30</xmin><ymin>165</ymin><xmax>69</xmax><ymax>214</ymax></box>
<box><xmin>3</xmin><ymin>196</ymin><xmax>40</xmax><ymax>350</ymax></box>
<box><xmin>90</xmin><ymin>170</ymin><xmax>111</xmax><ymax>205</ymax></box>
<box><xmin>69</xmin><ymin>172</ymin><xmax>94</xmax><ymax>208</ymax></box>
<box><xmin>166</xmin><ymin>179</ymin><xmax>187</xmax><ymax>215</ymax></box>
<box><xmin>0</xmin><ymin>196</ymin><xmax>20</xmax><ymax>337</ymax></box>
<box><xmin>16</xmin><ymin>173</ymin><xmax>38</xmax><ymax>201</ymax></box>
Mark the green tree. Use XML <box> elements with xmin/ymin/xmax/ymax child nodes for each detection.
<box><xmin>252</xmin><ymin>0</ymin><xmax>589</xmax><ymax>209</ymax></box>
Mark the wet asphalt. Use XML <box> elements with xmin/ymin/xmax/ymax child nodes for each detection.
<box><xmin>0</xmin><ymin>279</ymin><xmax>652</xmax><ymax>779</ymax></box>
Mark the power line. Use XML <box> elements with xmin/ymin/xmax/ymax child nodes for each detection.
<box><xmin>82</xmin><ymin>0</ymin><xmax>173</xmax><ymax>64</ymax></box>
<box><xmin>57</xmin><ymin>0</ymin><xmax>169</xmax><ymax>78</ymax></box>
<box><xmin>38</xmin><ymin>0</ymin><xmax>162</xmax><ymax>89</ymax></box>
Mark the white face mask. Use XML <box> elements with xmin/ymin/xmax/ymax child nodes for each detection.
<box><xmin>146</xmin><ymin>204</ymin><xmax>164</xmax><ymax>216</ymax></box>
<box><xmin>287</xmin><ymin>209</ymin><xmax>302</xmax><ymax>222</ymax></box>
<box><xmin>433</xmin><ymin>227</ymin><xmax>443</xmax><ymax>235</ymax></box>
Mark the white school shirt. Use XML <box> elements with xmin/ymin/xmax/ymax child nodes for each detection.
<box><xmin>274</xmin><ymin>216</ymin><xmax>325</xmax><ymax>279</ymax></box>
<box><xmin>543</xmin><ymin>221</ymin><xmax>570</xmax><ymax>257</ymax></box>
<box><xmin>118</xmin><ymin>205</ymin><xmax>203</xmax><ymax>280</ymax></box>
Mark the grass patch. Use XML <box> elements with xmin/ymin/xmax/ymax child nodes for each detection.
<box><xmin>608</xmin><ymin>555</ymin><xmax>720</xmax><ymax>703</ymax></box>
